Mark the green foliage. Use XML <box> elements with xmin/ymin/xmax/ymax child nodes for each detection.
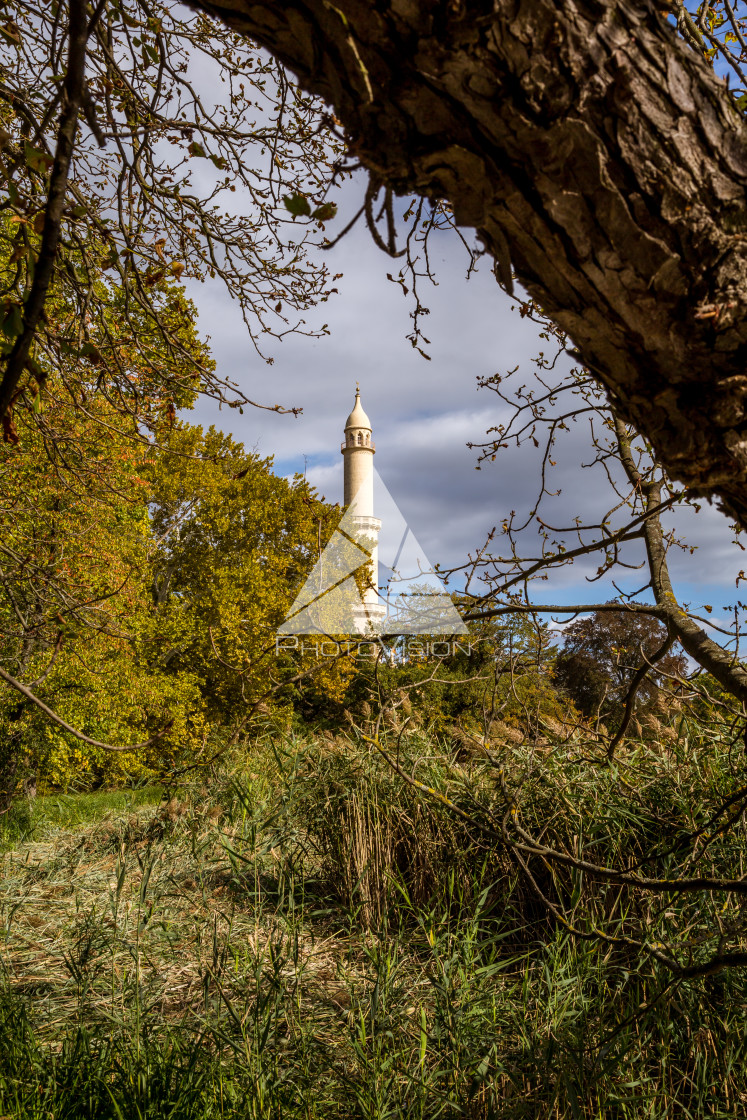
<box><xmin>337</xmin><ymin>611</ymin><xmax>564</xmax><ymax>739</ymax></box>
<box><xmin>0</xmin><ymin>206</ymin><xmax>221</xmax><ymax>795</ymax></box>
<box><xmin>0</xmin><ymin>358</ymin><xmax>209</xmax><ymax>791</ymax></box>
<box><xmin>0</xmin><ymin>406</ymin><xmax>362</xmax><ymax>792</ymax></box>
<box><xmin>0</xmin><ymin>412</ymin><xmax>192</xmax><ymax>790</ymax></box>
<box><xmin>147</xmin><ymin>423</ymin><xmax>356</xmax><ymax>728</ymax></box>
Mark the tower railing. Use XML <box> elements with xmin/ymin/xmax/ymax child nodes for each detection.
<box><xmin>341</xmin><ymin>439</ymin><xmax>375</xmax><ymax>452</ymax></box>
<box><xmin>348</xmin><ymin>515</ymin><xmax>381</xmax><ymax>534</ymax></box>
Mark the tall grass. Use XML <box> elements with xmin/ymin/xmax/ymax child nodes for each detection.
<box><xmin>0</xmin><ymin>732</ymin><xmax>746</xmax><ymax>1117</ymax></box>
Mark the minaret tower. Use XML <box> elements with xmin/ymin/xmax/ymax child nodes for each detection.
<box><xmin>341</xmin><ymin>385</ymin><xmax>385</xmax><ymax>631</ymax></box>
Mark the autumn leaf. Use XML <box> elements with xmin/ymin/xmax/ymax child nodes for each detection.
<box><xmin>24</xmin><ymin>142</ymin><xmax>53</xmax><ymax>176</ymax></box>
<box><xmin>79</xmin><ymin>341</ymin><xmax>104</xmax><ymax>366</ymax></box>
<box><xmin>0</xmin><ymin>19</ymin><xmax>21</xmax><ymax>43</ymax></box>
<box><xmin>2</xmin><ymin>414</ymin><xmax>19</xmax><ymax>444</ymax></box>
<box><xmin>0</xmin><ymin>300</ymin><xmax>23</xmax><ymax>339</ymax></box>
<box><xmin>312</xmin><ymin>202</ymin><xmax>337</xmax><ymax>222</ymax></box>
<box><xmin>283</xmin><ymin>193</ymin><xmax>311</xmax><ymax>218</ymax></box>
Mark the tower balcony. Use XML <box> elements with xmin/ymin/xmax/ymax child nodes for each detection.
<box><xmin>349</xmin><ymin>515</ymin><xmax>381</xmax><ymax>535</ymax></box>
<box><xmin>341</xmin><ymin>439</ymin><xmax>375</xmax><ymax>454</ymax></box>
<box><xmin>351</xmin><ymin>600</ymin><xmax>388</xmax><ymax>633</ymax></box>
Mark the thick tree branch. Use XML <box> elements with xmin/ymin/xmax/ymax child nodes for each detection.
<box><xmin>192</xmin><ymin>0</ymin><xmax>747</xmax><ymax>527</ymax></box>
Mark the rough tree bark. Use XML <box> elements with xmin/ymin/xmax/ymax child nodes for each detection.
<box><xmin>190</xmin><ymin>0</ymin><xmax>747</xmax><ymax>525</ymax></box>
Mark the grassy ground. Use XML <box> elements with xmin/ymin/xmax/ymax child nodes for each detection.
<box><xmin>27</xmin><ymin>785</ymin><xmax>163</xmax><ymax>831</ymax></box>
<box><xmin>0</xmin><ymin>733</ymin><xmax>746</xmax><ymax>1118</ymax></box>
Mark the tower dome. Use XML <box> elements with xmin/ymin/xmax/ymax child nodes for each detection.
<box><xmin>344</xmin><ymin>386</ymin><xmax>372</xmax><ymax>431</ymax></box>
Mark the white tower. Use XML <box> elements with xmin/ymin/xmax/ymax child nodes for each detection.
<box><xmin>341</xmin><ymin>386</ymin><xmax>386</xmax><ymax>632</ymax></box>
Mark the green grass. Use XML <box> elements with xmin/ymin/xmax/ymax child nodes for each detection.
<box><xmin>32</xmin><ymin>783</ymin><xmax>164</xmax><ymax>830</ymax></box>
<box><xmin>0</xmin><ymin>732</ymin><xmax>746</xmax><ymax>1118</ymax></box>
<box><xmin>1</xmin><ymin>784</ymin><xmax>164</xmax><ymax>844</ymax></box>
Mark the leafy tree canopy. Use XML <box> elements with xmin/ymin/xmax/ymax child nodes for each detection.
<box><xmin>554</xmin><ymin>609</ymin><xmax>687</xmax><ymax>723</ymax></box>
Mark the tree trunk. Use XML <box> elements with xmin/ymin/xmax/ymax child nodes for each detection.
<box><xmin>192</xmin><ymin>0</ymin><xmax>747</xmax><ymax>524</ymax></box>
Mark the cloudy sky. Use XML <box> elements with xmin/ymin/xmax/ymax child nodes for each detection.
<box><xmin>183</xmin><ymin>171</ymin><xmax>744</xmax><ymax>629</ymax></box>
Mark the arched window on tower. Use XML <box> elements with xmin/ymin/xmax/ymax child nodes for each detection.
<box><xmin>357</xmin><ymin>432</ymin><xmax>363</xmax><ymax>445</ymax></box>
